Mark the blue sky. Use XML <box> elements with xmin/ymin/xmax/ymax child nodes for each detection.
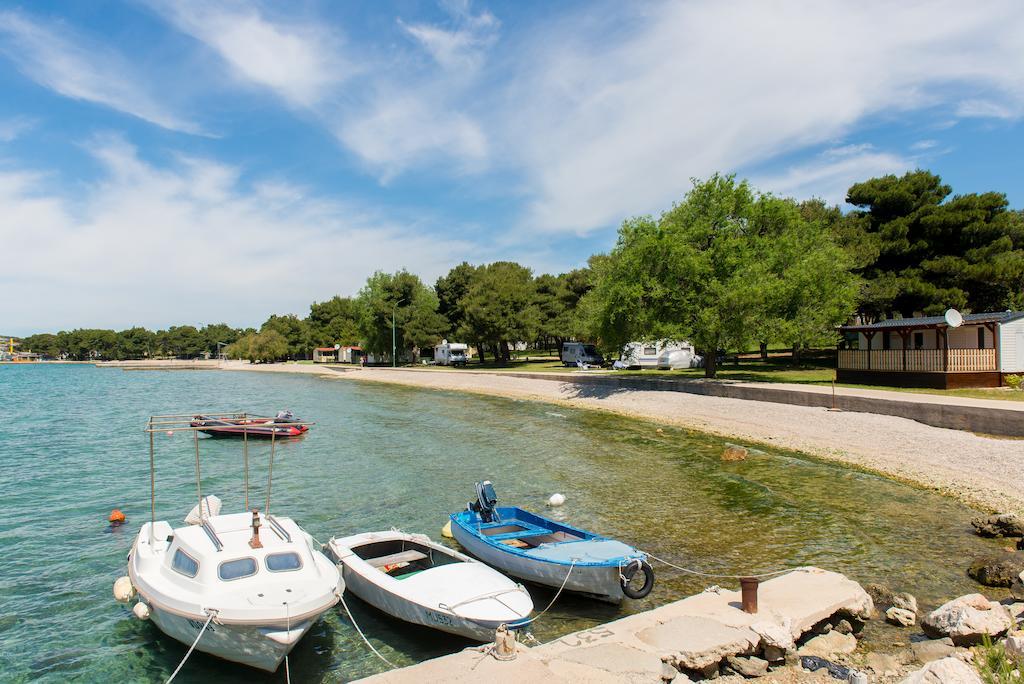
<box><xmin>2</xmin><ymin>0</ymin><xmax>1023</xmax><ymax>335</ymax></box>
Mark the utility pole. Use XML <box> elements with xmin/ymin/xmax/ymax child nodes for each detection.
<box><xmin>392</xmin><ymin>298</ymin><xmax>406</xmax><ymax>368</ymax></box>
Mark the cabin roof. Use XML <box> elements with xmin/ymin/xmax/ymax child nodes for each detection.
<box><xmin>840</xmin><ymin>311</ymin><xmax>1024</xmax><ymax>333</ymax></box>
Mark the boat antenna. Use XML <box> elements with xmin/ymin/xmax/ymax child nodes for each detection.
<box><xmin>243</xmin><ymin>417</ymin><xmax>249</xmax><ymax>510</ymax></box>
<box><xmin>265</xmin><ymin>428</ymin><xmax>276</xmax><ymax>516</ymax></box>
<box><xmin>149</xmin><ymin>427</ymin><xmax>156</xmax><ymax>545</ymax></box>
<box><xmin>193</xmin><ymin>428</ymin><xmax>203</xmax><ymax>517</ymax></box>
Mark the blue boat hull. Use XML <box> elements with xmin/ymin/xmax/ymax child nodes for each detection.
<box><xmin>449</xmin><ymin>507</ymin><xmax>647</xmax><ymax>604</ymax></box>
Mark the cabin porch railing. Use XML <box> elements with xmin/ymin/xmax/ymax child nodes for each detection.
<box><xmin>837</xmin><ymin>348</ymin><xmax>997</xmax><ymax>372</ymax></box>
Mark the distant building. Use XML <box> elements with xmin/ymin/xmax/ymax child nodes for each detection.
<box><xmin>313</xmin><ymin>345</ymin><xmax>364</xmax><ymax>364</ymax></box>
<box><xmin>837</xmin><ymin>311</ymin><xmax>1024</xmax><ymax>388</ymax></box>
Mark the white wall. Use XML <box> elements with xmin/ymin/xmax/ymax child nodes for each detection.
<box><xmin>1001</xmin><ymin>318</ymin><xmax>1024</xmax><ymax>373</ymax></box>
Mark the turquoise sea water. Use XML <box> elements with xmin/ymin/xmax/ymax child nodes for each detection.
<box><xmin>0</xmin><ymin>365</ymin><xmax>1006</xmax><ymax>682</ymax></box>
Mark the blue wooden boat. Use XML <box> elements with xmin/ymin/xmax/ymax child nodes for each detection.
<box><xmin>449</xmin><ymin>482</ymin><xmax>654</xmax><ymax>604</ymax></box>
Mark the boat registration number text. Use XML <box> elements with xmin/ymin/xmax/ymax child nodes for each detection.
<box><xmin>187</xmin><ymin>618</ymin><xmax>216</xmax><ymax>633</ymax></box>
<box><xmin>425</xmin><ymin>611</ymin><xmax>454</xmax><ymax>627</ymax></box>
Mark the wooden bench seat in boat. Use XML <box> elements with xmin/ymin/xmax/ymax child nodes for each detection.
<box><xmin>365</xmin><ymin>550</ymin><xmax>428</xmax><ymax>569</ymax></box>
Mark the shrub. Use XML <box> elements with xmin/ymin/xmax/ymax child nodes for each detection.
<box><xmin>1005</xmin><ymin>374</ymin><xmax>1023</xmax><ymax>390</ymax></box>
<box><xmin>974</xmin><ymin>634</ymin><xmax>1020</xmax><ymax>684</ymax></box>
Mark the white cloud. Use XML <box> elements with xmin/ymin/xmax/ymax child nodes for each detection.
<box><xmin>755</xmin><ymin>149</ymin><xmax>912</xmax><ymax>207</ymax></box>
<box><xmin>334</xmin><ymin>92</ymin><xmax>488</xmax><ymax>181</ymax></box>
<box><xmin>502</xmin><ymin>0</ymin><xmax>1024</xmax><ymax>233</ymax></box>
<box><xmin>149</xmin><ymin>1</ymin><xmax>348</xmax><ymax>108</ymax></box>
<box><xmin>0</xmin><ymin>11</ymin><xmax>201</xmax><ymax>134</ymax></box>
<box><xmin>910</xmin><ymin>139</ymin><xmax>939</xmax><ymax>151</ymax></box>
<box><xmin>399</xmin><ymin>1</ymin><xmax>499</xmax><ymax>73</ymax></box>
<box><xmin>0</xmin><ymin>138</ymin><xmax>477</xmax><ymax>332</ymax></box>
<box><xmin>0</xmin><ymin>116</ymin><xmax>35</xmax><ymax>142</ymax></box>
<box><xmin>955</xmin><ymin>99</ymin><xmax>1017</xmax><ymax>120</ymax></box>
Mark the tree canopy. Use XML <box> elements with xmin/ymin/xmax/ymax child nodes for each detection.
<box><xmin>356</xmin><ymin>270</ymin><xmax>448</xmax><ymax>360</ymax></box>
<box><xmin>841</xmin><ymin>170</ymin><xmax>1024</xmax><ymax>319</ymax></box>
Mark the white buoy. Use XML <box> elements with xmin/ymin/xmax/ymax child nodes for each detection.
<box><xmin>441</xmin><ymin>520</ymin><xmax>453</xmax><ymax>538</ymax></box>
<box><xmin>547</xmin><ymin>493</ymin><xmax>566</xmax><ymax>507</ymax></box>
<box><xmin>132</xmin><ymin>602</ymin><xmax>151</xmax><ymax>620</ymax></box>
<box><xmin>113</xmin><ymin>576</ymin><xmax>135</xmax><ymax>603</ymax></box>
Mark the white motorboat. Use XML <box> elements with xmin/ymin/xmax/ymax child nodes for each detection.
<box><xmin>115</xmin><ymin>414</ymin><xmax>341</xmax><ymax>673</ymax></box>
<box><xmin>326</xmin><ymin>530</ymin><xmax>534</xmax><ymax>641</ymax></box>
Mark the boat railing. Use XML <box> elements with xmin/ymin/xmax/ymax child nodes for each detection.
<box><xmin>201</xmin><ymin>519</ymin><xmax>224</xmax><ymax>551</ymax></box>
<box><xmin>266</xmin><ymin>515</ymin><xmax>292</xmax><ymax>542</ymax></box>
<box><xmin>144</xmin><ymin>413</ymin><xmax>316</xmax><ymax>544</ymax></box>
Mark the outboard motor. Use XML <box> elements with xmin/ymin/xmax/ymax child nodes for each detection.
<box><xmin>467</xmin><ymin>480</ymin><xmax>500</xmax><ymax>523</ymax></box>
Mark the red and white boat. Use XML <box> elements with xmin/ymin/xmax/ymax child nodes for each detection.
<box><xmin>191</xmin><ymin>411</ymin><xmax>309</xmax><ymax>439</ymax></box>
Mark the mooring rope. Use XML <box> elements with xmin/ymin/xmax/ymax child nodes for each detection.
<box><xmin>166</xmin><ymin>610</ymin><xmax>216</xmax><ymax>683</ymax></box>
<box><xmin>284</xmin><ymin>602</ymin><xmax>291</xmax><ymax>684</ymax></box>
<box><xmin>646</xmin><ymin>552</ymin><xmax>804</xmax><ymax>580</ymax></box>
<box><xmin>338</xmin><ymin>591</ymin><xmax>397</xmax><ymax>670</ymax></box>
<box><xmin>508</xmin><ymin>559</ymin><xmax>576</xmax><ymax>628</ymax></box>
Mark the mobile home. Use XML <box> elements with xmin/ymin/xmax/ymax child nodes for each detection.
<box><xmin>560</xmin><ymin>342</ymin><xmax>603</xmax><ymax>367</ymax></box>
<box><xmin>434</xmin><ymin>341</ymin><xmax>470</xmax><ymax>366</ymax></box>
<box><xmin>616</xmin><ymin>340</ymin><xmax>699</xmax><ymax>370</ymax></box>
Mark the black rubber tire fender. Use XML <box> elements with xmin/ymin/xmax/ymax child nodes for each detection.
<box><xmin>620</xmin><ymin>559</ymin><xmax>655</xmax><ymax>599</ymax></box>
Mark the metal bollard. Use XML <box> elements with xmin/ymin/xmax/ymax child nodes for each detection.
<box><xmin>492</xmin><ymin>624</ymin><xmax>518</xmax><ymax>661</ymax></box>
<box><xmin>740</xmin><ymin>577</ymin><xmax>759</xmax><ymax>614</ymax></box>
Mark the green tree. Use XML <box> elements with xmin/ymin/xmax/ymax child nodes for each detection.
<box><xmin>307</xmin><ymin>296</ymin><xmax>360</xmax><ymax>347</ymax></box>
<box><xmin>20</xmin><ymin>333</ymin><xmax>60</xmax><ymax>358</ymax></box>
<box><xmin>357</xmin><ymin>270</ymin><xmax>448</xmax><ymax>362</ymax></box>
<box><xmin>225</xmin><ymin>330</ymin><xmax>289</xmax><ymax>363</ymax></box>
<box><xmin>535</xmin><ymin>269</ymin><xmax>594</xmax><ymax>352</ymax></box>
<box><xmin>199</xmin><ymin>323</ymin><xmax>242</xmax><ymax>357</ymax></box>
<box><xmin>461</xmin><ymin>261</ymin><xmax>540</xmax><ymax>363</ymax></box>
<box><xmin>260</xmin><ymin>314</ymin><xmax>312</xmax><ymax>360</ymax></box>
<box><xmin>843</xmin><ymin>170</ymin><xmax>1024</xmax><ymax>318</ymax></box>
<box><xmin>585</xmin><ymin>175</ymin><xmax>856</xmax><ymax>377</ymax></box>
<box><xmin>117</xmin><ymin>327</ymin><xmax>156</xmax><ymax>359</ymax></box>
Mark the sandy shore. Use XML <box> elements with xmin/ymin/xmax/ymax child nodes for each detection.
<box><xmin>208</xmin><ymin>361</ymin><xmax>1023</xmax><ymax>513</ymax></box>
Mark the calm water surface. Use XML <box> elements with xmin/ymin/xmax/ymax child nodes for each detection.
<box><xmin>0</xmin><ymin>365</ymin><xmax>1006</xmax><ymax>682</ymax></box>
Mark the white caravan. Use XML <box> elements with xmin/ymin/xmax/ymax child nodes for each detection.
<box><xmin>616</xmin><ymin>340</ymin><xmax>700</xmax><ymax>369</ymax></box>
<box><xmin>434</xmin><ymin>340</ymin><xmax>470</xmax><ymax>366</ymax></box>
<box><xmin>561</xmin><ymin>342</ymin><xmax>603</xmax><ymax>367</ymax></box>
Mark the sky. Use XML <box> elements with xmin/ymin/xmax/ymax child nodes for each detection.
<box><xmin>2</xmin><ymin>0</ymin><xmax>1023</xmax><ymax>335</ymax></box>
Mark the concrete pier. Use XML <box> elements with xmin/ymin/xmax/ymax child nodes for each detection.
<box><xmin>356</xmin><ymin>568</ymin><xmax>873</xmax><ymax>683</ymax></box>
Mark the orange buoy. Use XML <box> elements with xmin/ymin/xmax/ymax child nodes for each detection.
<box><xmin>109</xmin><ymin>509</ymin><xmax>126</xmax><ymax>524</ymax></box>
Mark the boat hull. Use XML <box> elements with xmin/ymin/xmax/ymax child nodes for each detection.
<box><xmin>341</xmin><ymin>564</ymin><xmax>507</xmax><ymax>641</ymax></box>
<box><xmin>148</xmin><ymin>604</ymin><xmax>312</xmax><ymax>672</ymax></box>
<box><xmin>451</xmin><ymin>523</ymin><xmax>626</xmax><ymax>603</ymax></box>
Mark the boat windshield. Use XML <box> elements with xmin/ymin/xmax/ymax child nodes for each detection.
<box><xmin>171</xmin><ymin>549</ymin><xmax>199</xmax><ymax>578</ymax></box>
<box><xmin>266</xmin><ymin>552</ymin><xmax>302</xmax><ymax>572</ymax></box>
<box><xmin>219</xmin><ymin>557</ymin><xmax>258</xmax><ymax>581</ymax></box>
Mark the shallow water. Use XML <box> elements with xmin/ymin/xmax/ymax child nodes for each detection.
<box><xmin>0</xmin><ymin>365</ymin><xmax>1006</xmax><ymax>682</ymax></box>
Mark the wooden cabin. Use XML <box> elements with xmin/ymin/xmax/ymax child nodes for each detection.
<box><xmin>837</xmin><ymin>311</ymin><xmax>1024</xmax><ymax>388</ymax></box>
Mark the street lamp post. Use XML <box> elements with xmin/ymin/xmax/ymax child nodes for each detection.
<box><xmin>392</xmin><ymin>298</ymin><xmax>406</xmax><ymax>368</ymax></box>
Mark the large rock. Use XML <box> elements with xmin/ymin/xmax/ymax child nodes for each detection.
<box><xmin>865</xmin><ymin>583</ymin><xmax>897</xmax><ymax>611</ymax></box>
<box><xmin>887</xmin><ymin>607</ymin><xmax>917</xmax><ymax>627</ymax></box>
<box><xmin>921</xmin><ymin>594</ymin><xmax>1014</xmax><ymax>645</ymax></box>
<box><xmin>911</xmin><ymin>638</ymin><xmax>956</xmax><ymax>664</ymax></box>
<box><xmin>796</xmin><ymin>630</ymin><xmax>858</xmax><ymax>658</ymax></box>
<box><xmin>1005</xmin><ymin>632</ymin><xmax>1024</xmax><ymax>665</ymax></box>
<box><xmin>971</xmin><ymin>513</ymin><xmax>1024</xmax><ymax>538</ymax></box>
<box><xmin>967</xmin><ymin>552</ymin><xmax>1024</xmax><ymax>587</ymax></box>
<box><xmin>900</xmin><ymin>657</ymin><xmax>981</xmax><ymax>684</ymax></box>
<box><xmin>722</xmin><ymin>445</ymin><xmax>748</xmax><ymax>461</ymax></box>
<box><xmin>893</xmin><ymin>593</ymin><xmax>919</xmax><ymax>615</ymax></box>
<box><xmin>726</xmin><ymin>655</ymin><xmax>769</xmax><ymax>678</ymax></box>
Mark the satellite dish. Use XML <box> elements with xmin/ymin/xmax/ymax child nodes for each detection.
<box><xmin>944</xmin><ymin>308</ymin><xmax>963</xmax><ymax>328</ymax></box>
<box><xmin>334</xmin><ymin>344</ymin><xmax>341</xmax><ymax>350</ymax></box>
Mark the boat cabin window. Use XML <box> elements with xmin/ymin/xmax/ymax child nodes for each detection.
<box><xmin>218</xmin><ymin>557</ymin><xmax>258</xmax><ymax>581</ymax></box>
<box><xmin>172</xmin><ymin>549</ymin><xmax>199</xmax><ymax>578</ymax></box>
<box><xmin>266</xmin><ymin>552</ymin><xmax>303</xmax><ymax>572</ymax></box>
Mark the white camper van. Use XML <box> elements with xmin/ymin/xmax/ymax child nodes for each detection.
<box><xmin>616</xmin><ymin>340</ymin><xmax>700</xmax><ymax>370</ymax></box>
<box><xmin>434</xmin><ymin>340</ymin><xmax>470</xmax><ymax>366</ymax></box>
<box><xmin>561</xmin><ymin>342</ymin><xmax>604</xmax><ymax>367</ymax></box>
